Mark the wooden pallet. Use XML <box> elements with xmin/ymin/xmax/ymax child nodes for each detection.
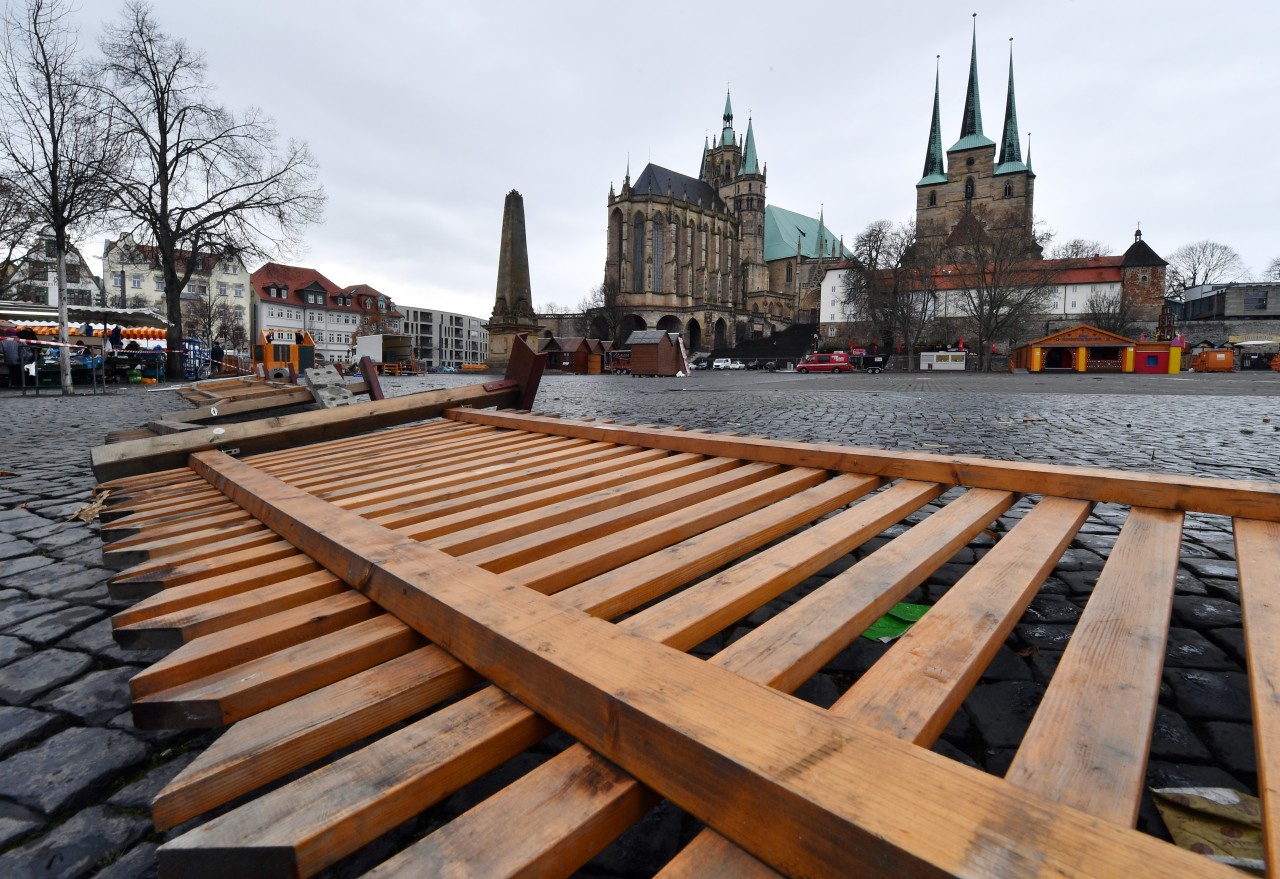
<box><xmin>94</xmin><ymin>405</ymin><xmax>1278</xmax><ymax>878</ymax></box>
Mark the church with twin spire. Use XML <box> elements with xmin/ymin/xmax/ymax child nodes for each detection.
<box><xmin>915</xmin><ymin>20</ymin><xmax>1037</xmax><ymax>254</ymax></box>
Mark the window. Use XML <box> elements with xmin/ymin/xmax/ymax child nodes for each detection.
<box><xmin>113</xmin><ymin>272</ymin><xmax>124</xmax><ymax>288</ymax></box>
<box><xmin>964</xmin><ymin>177</ymin><xmax>975</xmax><ymax>200</ymax></box>
<box><xmin>785</xmin><ymin>263</ymin><xmax>793</xmax><ymax>283</ymax></box>
<box><xmin>66</xmin><ymin>267</ymin><xmax>79</xmax><ymax>283</ymax></box>
<box><xmin>1244</xmin><ymin>290</ymin><xmax>1268</xmax><ymax>310</ymax></box>
<box><xmin>928</xmin><ymin>191</ymin><xmax>937</xmax><ymax>206</ymax></box>
<box><xmin>134</xmin><ymin>274</ymin><xmax>144</xmax><ymax>288</ymax></box>
<box><xmin>1003</xmin><ymin>182</ymin><xmax>1013</xmax><ymax>197</ymax></box>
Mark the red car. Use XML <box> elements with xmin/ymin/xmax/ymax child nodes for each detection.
<box><xmin>796</xmin><ymin>352</ymin><xmax>851</xmax><ymax>374</ymax></box>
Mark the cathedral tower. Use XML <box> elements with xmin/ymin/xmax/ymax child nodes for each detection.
<box><xmin>915</xmin><ymin>20</ymin><xmax>1037</xmax><ymax>252</ymax></box>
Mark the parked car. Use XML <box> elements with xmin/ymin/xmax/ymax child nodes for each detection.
<box><xmin>745</xmin><ymin>359</ymin><xmax>765</xmax><ymax>370</ymax></box>
<box><xmin>441</xmin><ymin>365</ymin><xmax>458</xmax><ymax>373</ymax></box>
<box><xmin>729</xmin><ymin>360</ymin><xmax>746</xmax><ymax>370</ymax></box>
<box><xmin>712</xmin><ymin>358</ymin><xmax>732</xmax><ymax>370</ymax></box>
<box><xmin>691</xmin><ymin>357</ymin><xmax>709</xmax><ymax>370</ymax></box>
<box><xmin>796</xmin><ymin>352</ymin><xmax>851</xmax><ymax>374</ymax></box>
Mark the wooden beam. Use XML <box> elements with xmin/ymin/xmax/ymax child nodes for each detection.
<box><xmin>446</xmin><ymin>409</ymin><xmax>1280</xmax><ymax>521</ymax></box>
<box><xmin>163</xmin><ymin>449</ymin><xmax>1234</xmax><ymax>879</ymax></box>
<box><xmin>91</xmin><ymin>381</ymin><xmax>523</xmax><ymax>482</ymax></box>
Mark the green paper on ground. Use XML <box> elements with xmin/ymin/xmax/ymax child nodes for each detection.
<box><xmin>861</xmin><ymin>602</ymin><xmax>931</xmax><ymax>642</ymax></box>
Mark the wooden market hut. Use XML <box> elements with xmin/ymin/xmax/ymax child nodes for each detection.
<box><xmin>625</xmin><ymin>330</ymin><xmax>689</xmax><ymax>377</ymax></box>
<box><xmin>1009</xmin><ymin>324</ymin><xmax>1181</xmax><ymax>375</ymax></box>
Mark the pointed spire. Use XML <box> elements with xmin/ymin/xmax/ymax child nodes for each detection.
<box><xmin>721</xmin><ymin>89</ymin><xmax>735</xmax><ymax>147</ymax></box>
<box><xmin>698</xmin><ymin>136</ymin><xmax>709</xmax><ymax>181</ymax></box>
<box><xmin>995</xmin><ymin>38</ymin><xmax>1027</xmax><ymax>174</ymax></box>
<box><xmin>1025</xmin><ymin>132</ymin><xmax>1035</xmax><ymax>176</ymax></box>
<box><xmin>624</xmin><ymin>154</ymin><xmax>631</xmax><ymax>186</ymax></box>
<box><xmin>950</xmin><ymin>14</ymin><xmax>995</xmax><ymax>152</ymax></box>
<box><xmin>919</xmin><ymin>57</ymin><xmax>947</xmax><ymax>185</ymax></box>
<box><xmin>740</xmin><ymin>117</ymin><xmax>759</xmax><ymax>174</ymax></box>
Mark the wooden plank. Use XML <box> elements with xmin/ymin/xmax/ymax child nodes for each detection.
<box><xmin>90</xmin><ymin>379</ymin><xmax>525</xmax><ymax>482</ymax></box>
<box><xmin>133</xmin><ymin>614</ymin><xmax>421</xmax><ymax>728</ymax></box>
<box><xmin>102</xmin><ymin>518</ymin><xmax>268</xmax><ymax>569</ymax></box>
<box><xmin>1234</xmin><ymin>517</ymin><xmax>1280</xmax><ymax>879</ymax></box>
<box><xmin>162</xmin><ymin>450</ymin><xmax>1233</xmax><ymax>879</ymax></box>
<box><xmin>716</xmin><ymin>487</ymin><xmax>1016</xmax><ymax>691</ymax></box>
<box><xmin>449</xmin><ymin>460</ymin><xmax>775</xmax><ymax>569</ymax></box>
<box><xmin>446</xmin><ymin>409</ymin><xmax>1280</xmax><ymax>521</ymax></box>
<box><xmin>112</xmin><ymin>570</ymin><xmax>345</xmax><ymax>649</ymax></box>
<box><xmin>653</xmin><ymin>496</ymin><xmax>1093</xmax><ymax>879</ymax></box>
<box><xmin>110</xmin><ymin>555</ymin><xmax>323</xmax><ymax>628</ymax></box>
<box><xmin>152</xmin><ymin>645</ymin><xmax>481</xmax><ymax>831</ymax></box>
<box><xmin>128</xmin><ymin>591</ymin><xmax>379</xmax><ymax>698</ymax></box>
<box><xmin>107</xmin><ymin>533</ymin><xmax>291</xmax><ymax>589</ymax></box>
<box><xmin>505</xmin><ymin>467</ymin><xmax>830</xmax><ymax>595</ymax></box>
<box><xmin>1003</xmin><ymin>507</ymin><xmax>1182</xmax><ymax>824</ymax></box>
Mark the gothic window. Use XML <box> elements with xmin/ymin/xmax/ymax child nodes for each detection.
<box><xmin>928</xmin><ymin>191</ymin><xmax>937</xmax><ymax>207</ymax></box>
<box><xmin>964</xmin><ymin>178</ymin><xmax>975</xmax><ymax>201</ymax></box>
<box><xmin>1003</xmin><ymin>182</ymin><xmax>1013</xmax><ymax>198</ymax></box>
<box><xmin>651</xmin><ymin>215</ymin><xmax>665</xmax><ymax>293</ymax></box>
<box><xmin>673</xmin><ymin>223</ymin><xmax>681</xmax><ymax>293</ymax></box>
<box><xmin>632</xmin><ymin>213</ymin><xmax>645</xmax><ymax>291</ymax></box>
<box><xmin>786</xmin><ymin>263</ymin><xmax>793</xmax><ymax>283</ymax></box>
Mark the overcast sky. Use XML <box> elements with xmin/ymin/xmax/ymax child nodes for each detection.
<box><xmin>66</xmin><ymin>0</ymin><xmax>1278</xmax><ymax>317</ymax></box>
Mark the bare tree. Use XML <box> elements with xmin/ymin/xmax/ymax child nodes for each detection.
<box><xmin>1166</xmin><ymin>240</ymin><xmax>1247</xmax><ymax>292</ymax></box>
<box><xmin>1048</xmin><ymin>238</ymin><xmax>1109</xmax><ymax>261</ymax></box>
<box><xmin>0</xmin><ymin>0</ymin><xmax>120</xmax><ymax>393</ymax></box>
<box><xmin>942</xmin><ymin>208</ymin><xmax>1059</xmax><ymax>371</ymax></box>
<box><xmin>578</xmin><ymin>280</ymin><xmax>625</xmax><ymax>341</ymax></box>
<box><xmin>1081</xmin><ymin>287</ymin><xmax>1141</xmax><ymax>338</ymax></box>
<box><xmin>180</xmin><ymin>283</ymin><xmax>242</xmax><ymax>347</ymax></box>
<box><xmin>98</xmin><ymin>1</ymin><xmax>325</xmax><ymax>378</ymax></box>
<box><xmin>1265</xmin><ymin>256</ymin><xmax>1280</xmax><ymax>282</ymax></box>
<box><xmin>840</xmin><ymin>220</ymin><xmax>938</xmax><ymax>369</ymax></box>
<box><xmin>0</xmin><ymin>174</ymin><xmax>40</xmax><ymax>296</ymax></box>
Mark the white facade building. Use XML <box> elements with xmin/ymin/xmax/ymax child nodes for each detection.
<box><xmin>400</xmin><ymin>306</ymin><xmax>489</xmax><ymax>368</ymax></box>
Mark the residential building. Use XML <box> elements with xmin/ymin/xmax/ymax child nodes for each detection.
<box><xmin>401</xmin><ymin>306</ymin><xmax>488</xmax><ymax>369</ymax></box>
<box><xmin>102</xmin><ymin>234</ymin><xmax>249</xmax><ymax>343</ymax></box>
<box><xmin>2</xmin><ymin>233</ymin><xmax>102</xmax><ymax>307</ymax></box>
<box><xmin>250</xmin><ymin>262</ymin><xmax>406</xmax><ymax>364</ymax></box>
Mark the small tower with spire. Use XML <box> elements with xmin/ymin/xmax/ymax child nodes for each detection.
<box><xmin>705</xmin><ymin>90</ymin><xmax>741</xmax><ymax>191</ymax></box>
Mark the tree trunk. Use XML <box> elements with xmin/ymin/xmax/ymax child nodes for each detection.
<box><xmin>57</xmin><ymin>247</ymin><xmax>72</xmax><ymax>395</ymax></box>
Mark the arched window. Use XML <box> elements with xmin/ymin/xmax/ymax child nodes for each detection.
<box><xmin>786</xmin><ymin>263</ymin><xmax>793</xmax><ymax>283</ymax></box>
<box><xmin>1003</xmin><ymin>181</ymin><xmax>1013</xmax><ymax>198</ymax></box>
<box><xmin>651</xmin><ymin>215</ymin><xmax>665</xmax><ymax>293</ymax></box>
<box><xmin>928</xmin><ymin>191</ymin><xmax>937</xmax><ymax>207</ymax></box>
<box><xmin>964</xmin><ymin>177</ymin><xmax>975</xmax><ymax>200</ymax></box>
<box><xmin>632</xmin><ymin>213</ymin><xmax>645</xmax><ymax>291</ymax></box>
<box><xmin>672</xmin><ymin>223</ymin><xmax>681</xmax><ymax>294</ymax></box>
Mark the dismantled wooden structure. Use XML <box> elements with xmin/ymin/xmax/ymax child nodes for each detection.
<box><xmin>92</xmin><ymin>362</ymin><xmax>1277</xmax><ymax>877</ymax></box>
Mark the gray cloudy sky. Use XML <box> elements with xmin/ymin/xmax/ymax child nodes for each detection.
<box><xmin>69</xmin><ymin>0</ymin><xmax>1278</xmax><ymax>317</ymax></box>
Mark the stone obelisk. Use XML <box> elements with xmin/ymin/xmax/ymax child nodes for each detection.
<box><xmin>487</xmin><ymin>190</ymin><xmax>542</xmax><ymax>367</ymax></box>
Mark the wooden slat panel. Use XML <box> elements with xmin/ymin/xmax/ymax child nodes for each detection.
<box><xmin>1004</xmin><ymin>507</ymin><xmax>1183</xmax><ymax>824</ymax></box>
<box><xmin>158</xmin><ymin>450</ymin><xmax>1232</xmax><ymax>879</ymax></box>
<box><xmin>447</xmin><ymin>409</ymin><xmax>1280</xmax><ymax>520</ymax></box>
<box><xmin>717</xmin><ymin>487</ymin><xmax>1016</xmax><ymax>691</ymax></box>
<box><xmin>104</xmin><ymin>508</ymin><xmax>252</xmax><ymax>550</ymax></box>
<box><xmin>108</xmin><ymin>538</ymin><xmax>300</xmax><ymax>599</ymax></box>
<box><xmin>1234</xmin><ymin>517</ymin><xmax>1280</xmax><ymax>879</ymax></box>
<box><xmin>103</xmin><ymin>518</ymin><xmax>269</xmax><ymax>569</ymax></box>
<box><xmin>133</xmin><ymin>615</ymin><xmax>421</xmax><ymax>728</ymax></box>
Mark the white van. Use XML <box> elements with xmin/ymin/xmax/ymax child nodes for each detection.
<box><xmin>712</xmin><ymin>358</ymin><xmax>732</xmax><ymax>370</ymax></box>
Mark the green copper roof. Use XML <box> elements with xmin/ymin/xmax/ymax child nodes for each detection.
<box><xmin>950</xmin><ymin>19</ymin><xmax>995</xmax><ymax>152</ymax></box>
<box><xmin>740</xmin><ymin>118</ymin><xmax>759</xmax><ymax>174</ymax></box>
<box><xmin>919</xmin><ymin>66</ymin><xmax>947</xmax><ymax>185</ymax></box>
<box><xmin>764</xmin><ymin>205</ymin><xmax>852</xmax><ymax>263</ymax></box>
<box><xmin>721</xmin><ymin>89</ymin><xmax>735</xmax><ymax>147</ymax></box>
<box><xmin>994</xmin><ymin>43</ymin><xmax>1027</xmax><ymax>175</ymax></box>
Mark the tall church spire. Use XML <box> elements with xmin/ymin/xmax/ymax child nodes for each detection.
<box><xmin>919</xmin><ymin>58</ymin><xmax>947</xmax><ymax>185</ymax></box>
<box><xmin>721</xmin><ymin>89</ymin><xmax>735</xmax><ymax>147</ymax></box>
<box><xmin>698</xmin><ymin>136</ymin><xmax>708</xmax><ymax>181</ymax></box>
<box><xmin>995</xmin><ymin>39</ymin><xmax>1027</xmax><ymax>173</ymax></box>
<box><xmin>950</xmin><ymin>14</ymin><xmax>995</xmax><ymax>151</ymax></box>
<box><xmin>740</xmin><ymin>117</ymin><xmax>759</xmax><ymax>174</ymax></box>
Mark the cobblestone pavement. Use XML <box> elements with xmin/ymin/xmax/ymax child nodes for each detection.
<box><xmin>0</xmin><ymin>371</ymin><xmax>1274</xmax><ymax>877</ymax></box>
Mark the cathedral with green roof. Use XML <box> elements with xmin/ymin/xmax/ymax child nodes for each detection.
<box><xmin>603</xmin><ymin>92</ymin><xmax>849</xmax><ymax>352</ymax></box>
<box><xmin>915</xmin><ymin>18</ymin><xmax>1038</xmax><ymax>254</ymax></box>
